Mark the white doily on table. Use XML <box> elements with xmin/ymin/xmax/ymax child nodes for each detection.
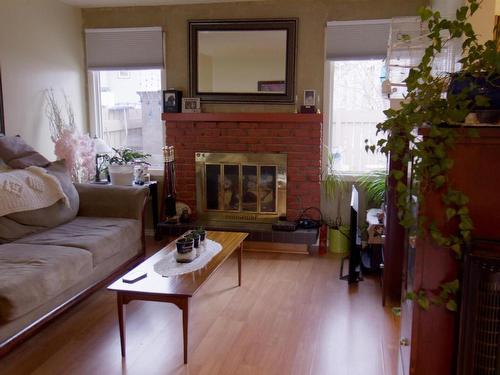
<box><xmin>153</xmin><ymin>239</ymin><xmax>222</xmax><ymax>277</ymax></box>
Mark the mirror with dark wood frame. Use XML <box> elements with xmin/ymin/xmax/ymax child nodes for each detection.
<box><xmin>189</xmin><ymin>19</ymin><xmax>297</xmax><ymax>103</ymax></box>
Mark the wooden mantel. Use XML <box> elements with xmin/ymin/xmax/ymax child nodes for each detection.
<box><xmin>162</xmin><ymin>112</ymin><xmax>323</xmax><ymax>123</ymax></box>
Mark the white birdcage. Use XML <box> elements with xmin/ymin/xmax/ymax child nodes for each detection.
<box><xmin>385</xmin><ymin>16</ymin><xmax>461</xmax><ymax>103</ymax></box>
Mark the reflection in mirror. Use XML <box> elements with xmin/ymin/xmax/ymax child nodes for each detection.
<box><xmin>189</xmin><ymin>19</ymin><xmax>296</xmax><ymax>103</ymax></box>
<box><xmin>198</xmin><ymin>30</ymin><xmax>287</xmax><ymax>94</ymax></box>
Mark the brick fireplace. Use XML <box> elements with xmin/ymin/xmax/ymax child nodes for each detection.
<box><xmin>162</xmin><ymin>112</ymin><xmax>323</xmax><ymax>222</ymax></box>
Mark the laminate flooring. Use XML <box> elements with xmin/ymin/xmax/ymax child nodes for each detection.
<box><xmin>0</xmin><ymin>239</ymin><xmax>400</xmax><ymax>375</ymax></box>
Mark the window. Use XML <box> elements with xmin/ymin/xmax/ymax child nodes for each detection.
<box><xmin>329</xmin><ymin>60</ymin><xmax>388</xmax><ymax>173</ymax></box>
<box><xmin>90</xmin><ymin>69</ymin><xmax>163</xmax><ymax>168</ymax></box>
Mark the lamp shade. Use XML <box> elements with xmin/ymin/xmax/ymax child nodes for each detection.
<box><xmin>93</xmin><ymin>137</ymin><xmax>112</xmax><ymax>154</ymax></box>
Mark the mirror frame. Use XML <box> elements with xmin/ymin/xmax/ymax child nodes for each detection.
<box><xmin>189</xmin><ymin>19</ymin><xmax>297</xmax><ymax>104</ymax></box>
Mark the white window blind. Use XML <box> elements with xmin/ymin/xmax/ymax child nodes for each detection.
<box><xmin>85</xmin><ymin>27</ymin><xmax>164</xmax><ymax>70</ymax></box>
<box><xmin>326</xmin><ymin>20</ymin><xmax>390</xmax><ymax>60</ymax></box>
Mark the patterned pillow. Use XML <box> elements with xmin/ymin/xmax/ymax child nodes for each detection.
<box><xmin>6</xmin><ymin>160</ymin><xmax>79</xmax><ymax>227</ymax></box>
<box><xmin>1</xmin><ymin>160</ymin><xmax>79</xmax><ymax>241</ymax></box>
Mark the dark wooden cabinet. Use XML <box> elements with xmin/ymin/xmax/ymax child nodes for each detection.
<box><xmin>398</xmin><ymin>127</ymin><xmax>500</xmax><ymax>375</ymax></box>
<box><xmin>383</xmin><ymin>155</ymin><xmax>406</xmax><ymax>306</ymax></box>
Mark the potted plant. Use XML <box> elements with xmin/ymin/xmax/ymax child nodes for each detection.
<box><xmin>370</xmin><ymin>0</ymin><xmax>499</xmax><ymax>310</ymax></box>
<box><xmin>322</xmin><ymin>150</ymin><xmax>349</xmax><ymax>253</ymax></box>
<box><xmin>193</xmin><ymin>227</ymin><xmax>206</xmax><ymax>242</ymax></box>
<box><xmin>108</xmin><ymin>147</ymin><xmax>151</xmax><ymax>186</ymax></box>
<box><xmin>357</xmin><ymin>170</ymin><xmax>387</xmax><ymax>209</ymax></box>
<box><xmin>175</xmin><ymin>237</ymin><xmax>195</xmax><ymax>263</ymax></box>
<box><xmin>184</xmin><ymin>232</ymin><xmax>200</xmax><ymax>249</ymax></box>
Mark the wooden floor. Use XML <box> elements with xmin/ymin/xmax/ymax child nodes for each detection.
<box><xmin>0</xmin><ymin>239</ymin><xmax>400</xmax><ymax>375</ymax></box>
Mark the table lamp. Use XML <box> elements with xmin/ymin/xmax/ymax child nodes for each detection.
<box><xmin>93</xmin><ymin>137</ymin><xmax>112</xmax><ymax>182</ymax></box>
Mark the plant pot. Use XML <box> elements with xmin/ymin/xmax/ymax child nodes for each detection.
<box><xmin>328</xmin><ymin>225</ymin><xmax>350</xmax><ymax>254</ymax></box>
<box><xmin>176</xmin><ymin>238</ymin><xmax>194</xmax><ymax>254</ymax></box>
<box><xmin>448</xmin><ymin>73</ymin><xmax>500</xmax><ymax>111</ymax></box>
<box><xmin>195</xmin><ymin>230</ymin><xmax>206</xmax><ymax>242</ymax></box>
<box><xmin>185</xmin><ymin>233</ymin><xmax>200</xmax><ymax>248</ymax></box>
<box><xmin>108</xmin><ymin>164</ymin><xmax>134</xmax><ymax>186</ymax></box>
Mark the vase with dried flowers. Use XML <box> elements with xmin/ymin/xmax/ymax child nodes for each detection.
<box><xmin>45</xmin><ymin>89</ymin><xmax>95</xmax><ymax>182</ymax></box>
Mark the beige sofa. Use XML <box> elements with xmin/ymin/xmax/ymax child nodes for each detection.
<box><xmin>0</xmin><ymin>183</ymin><xmax>148</xmax><ymax>356</ymax></box>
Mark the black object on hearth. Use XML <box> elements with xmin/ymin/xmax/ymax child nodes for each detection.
<box><xmin>161</xmin><ymin>146</ymin><xmax>177</xmax><ymax>219</ymax></box>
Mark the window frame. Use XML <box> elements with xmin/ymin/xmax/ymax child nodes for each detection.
<box><xmin>87</xmin><ymin>68</ymin><xmax>166</xmax><ymax>173</ymax></box>
<box><xmin>326</xmin><ymin>59</ymin><xmax>388</xmax><ymax>176</ymax></box>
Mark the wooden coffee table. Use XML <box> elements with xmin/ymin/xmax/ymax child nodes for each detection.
<box><xmin>108</xmin><ymin>231</ymin><xmax>248</xmax><ymax>364</ymax></box>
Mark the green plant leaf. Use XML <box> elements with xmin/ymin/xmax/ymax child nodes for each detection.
<box><xmin>417</xmin><ymin>294</ymin><xmax>430</xmax><ymax>310</ymax></box>
<box><xmin>406</xmin><ymin>292</ymin><xmax>416</xmax><ymax>300</ymax></box>
<box><xmin>470</xmin><ymin>1</ymin><xmax>479</xmax><ymax>14</ymax></box>
<box><xmin>419</xmin><ymin>7</ymin><xmax>434</xmax><ymax>22</ymax></box>
<box><xmin>446</xmin><ymin>300</ymin><xmax>458</xmax><ymax>312</ymax></box>
<box><xmin>451</xmin><ymin>243</ymin><xmax>462</xmax><ymax>256</ymax></box>
<box><xmin>433</xmin><ymin>175</ymin><xmax>446</xmax><ymax>188</ymax></box>
<box><xmin>475</xmin><ymin>95</ymin><xmax>490</xmax><ymax>107</ymax></box>
<box><xmin>392</xmin><ymin>307</ymin><xmax>402</xmax><ymax>317</ymax></box>
<box><xmin>442</xmin><ymin>279</ymin><xmax>460</xmax><ymax>294</ymax></box>
<box><xmin>446</xmin><ymin>208</ymin><xmax>457</xmax><ymax>221</ymax></box>
<box><xmin>456</xmin><ymin>6</ymin><xmax>468</xmax><ymax>21</ymax></box>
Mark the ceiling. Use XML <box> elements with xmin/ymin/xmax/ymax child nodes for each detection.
<box><xmin>60</xmin><ymin>0</ymin><xmax>263</xmax><ymax>8</ymax></box>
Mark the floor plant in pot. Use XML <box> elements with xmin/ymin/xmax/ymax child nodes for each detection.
<box><xmin>108</xmin><ymin>147</ymin><xmax>151</xmax><ymax>186</ymax></box>
<box><xmin>357</xmin><ymin>169</ymin><xmax>387</xmax><ymax>209</ymax></box>
<box><xmin>369</xmin><ymin>0</ymin><xmax>500</xmax><ymax>310</ymax></box>
<box><xmin>322</xmin><ymin>150</ymin><xmax>349</xmax><ymax>254</ymax></box>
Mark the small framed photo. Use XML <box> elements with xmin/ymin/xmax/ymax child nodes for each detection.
<box><xmin>304</xmin><ymin>89</ymin><xmax>316</xmax><ymax>106</ymax></box>
<box><xmin>163</xmin><ymin>90</ymin><xmax>182</xmax><ymax>113</ymax></box>
<box><xmin>182</xmin><ymin>98</ymin><xmax>201</xmax><ymax>113</ymax></box>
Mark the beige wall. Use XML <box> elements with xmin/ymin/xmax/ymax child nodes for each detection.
<box><xmin>0</xmin><ymin>0</ymin><xmax>87</xmax><ymax>158</ymax></box>
<box><xmin>469</xmin><ymin>0</ymin><xmax>496</xmax><ymax>43</ymax></box>
<box><xmin>82</xmin><ymin>0</ymin><xmax>426</xmax><ymax>113</ymax></box>
<box><xmin>431</xmin><ymin>0</ymin><xmax>496</xmax><ymax>43</ymax></box>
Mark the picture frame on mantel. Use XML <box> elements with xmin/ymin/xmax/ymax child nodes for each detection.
<box><xmin>182</xmin><ymin>98</ymin><xmax>201</xmax><ymax>113</ymax></box>
<box><xmin>163</xmin><ymin>89</ymin><xmax>182</xmax><ymax>113</ymax></box>
<box><xmin>0</xmin><ymin>67</ymin><xmax>5</xmax><ymax>134</ymax></box>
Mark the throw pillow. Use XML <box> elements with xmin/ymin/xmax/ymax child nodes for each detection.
<box><xmin>0</xmin><ymin>135</ymin><xmax>50</xmax><ymax>169</ymax></box>
<box><xmin>5</xmin><ymin>160</ymin><xmax>79</xmax><ymax>231</ymax></box>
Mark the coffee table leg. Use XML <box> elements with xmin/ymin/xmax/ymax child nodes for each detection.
<box><xmin>117</xmin><ymin>294</ymin><xmax>126</xmax><ymax>357</ymax></box>
<box><xmin>181</xmin><ymin>298</ymin><xmax>189</xmax><ymax>364</ymax></box>
<box><xmin>238</xmin><ymin>243</ymin><xmax>243</xmax><ymax>287</ymax></box>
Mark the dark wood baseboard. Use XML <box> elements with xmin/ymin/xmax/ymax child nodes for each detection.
<box><xmin>0</xmin><ymin>253</ymin><xmax>145</xmax><ymax>358</ymax></box>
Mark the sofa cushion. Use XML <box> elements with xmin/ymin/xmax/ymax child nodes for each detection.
<box><xmin>15</xmin><ymin>216</ymin><xmax>141</xmax><ymax>266</ymax></box>
<box><xmin>6</xmin><ymin>160</ymin><xmax>79</xmax><ymax>229</ymax></box>
<box><xmin>0</xmin><ymin>136</ymin><xmax>50</xmax><ymax>169</ymax></box>
<box><xmin>0</xmin><ymin>217</ymin><xmax>45</xmax><ymax>244</ymax></box>
<box><xmin>0</xmin><ymin>243</ymin><xmax>92</xmax><ymax>322</ymax></box>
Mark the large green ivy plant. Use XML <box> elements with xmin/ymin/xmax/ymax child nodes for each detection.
<box><xmin>369</xmin><ymin>0</ymin><xmax>500</xmax><ymax>311</ymax></box>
